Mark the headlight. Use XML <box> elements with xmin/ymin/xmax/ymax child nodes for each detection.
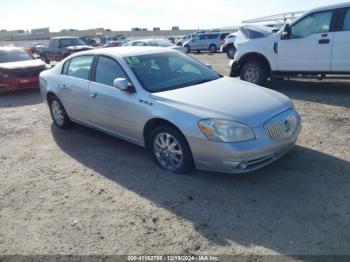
<box><xmin>198</xmin><ymin>119</ymin><xmax>255</xmax><ymax>143</ymax></box>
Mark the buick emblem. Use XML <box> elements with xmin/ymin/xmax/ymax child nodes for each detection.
<box><xmin>284</xmin><ymin>120</ymin><xmax>291</xmax><ymax>133</ymax></box>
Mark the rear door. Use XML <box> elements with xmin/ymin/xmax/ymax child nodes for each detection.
<box><xmin>331</xmin><ymin>8</ymin><xmax>350</xmax><ymax>72</ymax></box>
<box><xmin>278</xmin><ymin>10</ymin><xmax>335</xmax><ymax>72</ymax></box>
<box><xmin>88</xmin><ymin>55</ymin><xmax>141</xmax><ymax>141</ymax></box>
<box><xmin>58</xmin><ymin>55</ymin><xmax>94</xmax><ymax>121</ymax></box>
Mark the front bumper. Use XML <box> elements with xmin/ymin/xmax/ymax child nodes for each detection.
<box><xmin>190</xmin><ymin>112</ymin><xmax>301</xmax><ymax>173</ymax></box>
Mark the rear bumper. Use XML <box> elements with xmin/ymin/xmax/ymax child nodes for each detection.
<box><xmin>0</xmin><ymin>76</ymin><xmax>39</xmax><ymax>91</ymax></box>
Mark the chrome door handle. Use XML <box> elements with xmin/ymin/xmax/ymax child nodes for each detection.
<box><xmin>90</xmin><ymin>93</ymin><xmax>99</xmax><ymax>99</ymax></box>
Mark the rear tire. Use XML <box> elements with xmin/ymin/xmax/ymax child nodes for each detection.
<box><xmin>49</xmin><ymin>97</ymin><xmax>72</xmax><ymax>129</ymax></box>
<box><xmin>209</xmin><ymin>44</ymin><xmax>217</xmax><ymax>53</ymax></box>
<box><xmin>149</xmin><ymin>125</ymin><xmax>194</xmax><ymax>174</ymax></box>
<box><xmin>41</xmin><ymin>54</ymin><xmax>49</xmax><ymax>64</ymax></box>
<box><xmin>240</xmin><ymin>60</ymin><xmax>269</xmax><ymax>86</ymax></box>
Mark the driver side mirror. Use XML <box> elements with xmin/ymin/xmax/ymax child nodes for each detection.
<box><xmin>281</xmin><ymin>24</ymin><xmax>291</xmax><ymax>40</ymax></box>
<box><xmin>113</xmin><ymin>78</ymin><xmax>134</xmax><ymax>92</ymax></box>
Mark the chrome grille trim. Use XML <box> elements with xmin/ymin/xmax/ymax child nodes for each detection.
<box><xmin>264</xmin><ymin>110</ymin><xmax>298</xmax><ymax>140</ymax></box>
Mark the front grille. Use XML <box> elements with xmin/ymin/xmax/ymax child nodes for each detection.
<box><xmin>10</xmin><ymin>66</ymin><xmax>45</xmax><ymax>78</ymax></box>
<box><xmin>264</xmin><ymin>110</ymin><xmax>298</xmax><ymax>140</ymax></box>
<box><xmin>264</xmin><ymin>121</ymin><xmax>288</xmax><ymax>140</ymax></box>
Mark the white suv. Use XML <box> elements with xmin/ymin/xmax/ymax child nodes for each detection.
<box><xmin>229</xmin><ymin>3</ymin><xmax>350</xmax><ymax>86</ymax></box>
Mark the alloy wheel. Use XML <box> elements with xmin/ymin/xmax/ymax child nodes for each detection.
<box><xmin>153</xmin><ymin>132</ymin><xmax>183</xmax><ymax>171</ymax></box>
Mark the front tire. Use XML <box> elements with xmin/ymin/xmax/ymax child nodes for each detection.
<box><xmin>184</xmin><ymin>45</ymin><xmax>190</xmax><ymax>53</ymax></box>
<box><xmin>240</xmin><ymin>60</ymin><xmax>269</xmax><ymax>86</ymax></box>
<box><xmin>149</xmin><ymin>125</ymin><xmax>194</xmax><ymax>174</ymax></box>
<box><xmin>49</xmin><ymin>98</ymin><xmax>72</xmax><ymax>129</ymax></box>
<box><xmin>226</xmin><ymin>46</ymin><xmax>236</xmax><ymax>59</ymax></box>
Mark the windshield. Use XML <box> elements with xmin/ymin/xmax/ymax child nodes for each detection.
<box><xmin>59</xmin><ymin>38</ymin><xmax>86</xmax><ymax>47</ymax></box>
<box><xmin>125</xmin><ymin>52</ymin><xmax>221</xmax><ymax>93</ymax></box>
<box><xmin>148</xmin><ymin>39</ymin><xmax>174</xmax><ymax>47</ymax></box>
<box><xmin>0</xmin><ymin>50</ymin><xmax>33</xmax><ymax>63</ymax></box>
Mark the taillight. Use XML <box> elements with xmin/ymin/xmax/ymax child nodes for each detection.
<box><xmin>26</xmin><ymin>48</ymin><xmax>32</xmax><ymax>54</ymax></box>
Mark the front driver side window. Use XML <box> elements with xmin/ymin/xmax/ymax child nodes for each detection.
<box><xmin>95</xmin><ymin>56</ymin><xmax>129</xmax><ymax>86</ymax></box>
<box><xmin>290</xmin><ymin>11</ymin><xmax>333</xmax><ymax>39</ymax></box>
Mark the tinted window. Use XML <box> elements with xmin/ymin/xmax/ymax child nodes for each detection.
<box><xmin>0</xmin><ymin>50</ymin><xmax>33</xmax><ymax>63</ymax></box>
<box><xmin>199</xmin><ymin>34</ymin><xmax>208</xmax><ymax>40</ymax></box>
<box><xmin>124</xmin><ymin>52</ymin><xmax>221</xmax><ymax>93</ymax></box>
<box><xmin>59</xmin><ymin>38</ymin><xmax>86</xmax><ymax>47</ymax></box>
<box><xmin>208</xmin><ymin>34</ymin><xmax>219</xmax><ymax>39</ymax></box>
<box><xmin>344</xmin><ymin>9</ymin><xmax>350</xmax><ymax>31</ymax></box>
<box><xmin>95</xmin><ymin>56</ymin><xmax>128</xmax><ymax>86</ymax></box>
<box><xmin>67</xmin><ymin>56</ymin><xmax>94</xmax><ymax>80</ymax></box>
<box><xmin>133</xmin><ymin>41</ymin><xmax>147</xmax><ymax>46</ymax></box>
<box><xmin>291</xmin><ymin>11</ymin><xmax>333</xmax><ymax>39</ymax></box>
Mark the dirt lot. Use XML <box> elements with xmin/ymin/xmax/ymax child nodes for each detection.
<box><xmin>0</xmin><ymin>53</ymin><xmax>349</xmax><ymax>256</ymax></box>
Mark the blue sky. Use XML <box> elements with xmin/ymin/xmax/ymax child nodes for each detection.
<box><xmin>0</xmin><ymin>0</ymin><xmax>347</xmax><ymax>31</ymax></box>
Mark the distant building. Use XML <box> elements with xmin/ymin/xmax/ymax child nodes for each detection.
<box><xmin>172</xmin><ymin>26</ymin><xmax>179</xmax><ymax>31</ymax></box>
<box><xmin>31</xmin><ymin>27</ymin><xmax>50</xmax><ymax>37</ymax></box>
<box><xmin>153</xmin><ymin>27</ymin><xmax>160</xmax><ymax>31</ymax></box>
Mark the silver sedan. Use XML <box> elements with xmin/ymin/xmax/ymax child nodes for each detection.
<box><xmin>39</xmin><ymin>47</ymin><xmax>301</xmax><ymax>174</ymax></box>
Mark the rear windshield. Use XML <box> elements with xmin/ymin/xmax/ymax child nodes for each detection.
<box><xmin>0</xmin><ymin>50</ymin><xmax>33</xmax><ymax>63</ymax></box>
<box><xmin>148</xmin><ymin>39</ymin><xmax>174</xmax><ymax>47</ymax></box>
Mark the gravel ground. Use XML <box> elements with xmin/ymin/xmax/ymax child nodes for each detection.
<box><xmin>0</xmin><ymin>53</ymin><xmax>349</xmax><ymax>256</ymax></box>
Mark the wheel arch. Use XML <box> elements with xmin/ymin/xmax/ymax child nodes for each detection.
<box><xmin>238</xmin><ymin>52</ymin><xmax>271</xmax><ymax>73</ymax></box>
<box><xmin>143</xmin><ymin>118</ymin><xmax>188</xmax><ymax>149</ymax></box>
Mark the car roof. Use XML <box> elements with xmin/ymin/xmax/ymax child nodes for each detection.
<box><xmin>309</xmin><ymin>2</ymin><xmax>350</xmax><ymax>13</ymax></box>
<box><xmin>69</xmin><ymin>46</ymin><xmax>177</xmax><ymax>58</ymax></box>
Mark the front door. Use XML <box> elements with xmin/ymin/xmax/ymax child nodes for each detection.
<box><xmin>88</xmin><ymin>56</ymin><xmax>141</xmax><ymax>142</ymax></box>
<box><xmin>331</xmin><ymin>8</ymin><xmax>350</xmax><ymax>72</ymax></box>
<box><xmin>278</xmin><ymin>10</ymin><xmax>334</xmax><ymax>72</ymax></box>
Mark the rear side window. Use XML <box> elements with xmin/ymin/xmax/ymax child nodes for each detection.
<box><xmin>343</xmin><ymin>9</ymin><xmax>350</xmax><ymax>31</ymax></box>
<box><xmin>208</xmin><ymin>34</ymin><xmax>219</xmax><ymax>39</ymax></box>
<box><xmin>290</xmin><ymin>11</ymin><xmax>333</xmax><ymax>39</ymax></box>
<box><xmin>66</xmin><ymin>56</ymin><xmax>94</xmax><ymax>80</ymax></box>
<box><xmin>94</xmin><ymin>56</ymin><xmax>129</xmax><ymax>86</ymax></box>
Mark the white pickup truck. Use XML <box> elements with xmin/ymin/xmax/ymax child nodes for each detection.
<box><xmin>229</xmin><ymin>2</ymin><xmax>350</xmax><ymax>86</ymax></box>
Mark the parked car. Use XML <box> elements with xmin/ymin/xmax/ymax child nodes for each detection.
<box><xmin>0</xmin><ymin>47</ymin><xmax>47</xmax><ymax>92</ymax></box>
<box><xmin>221</xmin><ymin>33</ymin><xmax>237</xmax><ymax>59</ymax></box>
<box><xmin>104</xmin><ymin>41</ymin><xmax>124</xmax><ymax>48</ymax></box>
<box><xmin>40</xmin><ymin>37</ymin><xmax>94</xmax><ymax>64</ymax></box>
<box><xmin>183</xmin><ymin>32</ymin><xmax>229</xmax><ymax>53</ymax></box>
<box><xmin>167</xmin><ymin>37</ymin><xmax>176</xmax><ymax>44</ymax></box>
<box><xmin>39</xmin><ymin>47</ymin><xmax>301</xmax><ymax>174</ymax></box>
<box><xmin>124</xmin><ymin>39</ymin><xmax>186</xmax><ymax>53</ymax></box>
<box><xmin>80</xmin><ymin>37</ymin><xmax>97</xmax><ymax>46</ymax></box>
<box><xmin>175</xmin><ymin>34</ymin><xmax>194</xmax><ymax>46</ymax></box>
<box><xmin>230</xmin><ymin>2</ymin><xmax>350</xmax><ymax>86</ymax></box>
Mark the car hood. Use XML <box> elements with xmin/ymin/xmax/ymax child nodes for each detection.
<box><xmin>151</xmin><ymin>77</ymin><xmax>292</xmax><ymax>127</ymax></box>
<box><xmin>66</xmin><ymin>45</ymin><xmax>94</xmax><ymax>51</ymax></box>
<box><xmin>0</xmin><ymin>59</ymin><xmax>46</xmax><ymax>70</ymax></box>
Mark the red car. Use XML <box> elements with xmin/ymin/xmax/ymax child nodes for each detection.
<box><xmin>0</xmin><ymin>47</ymin><xmax>48</xmax><ymax>92</ymax></box>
